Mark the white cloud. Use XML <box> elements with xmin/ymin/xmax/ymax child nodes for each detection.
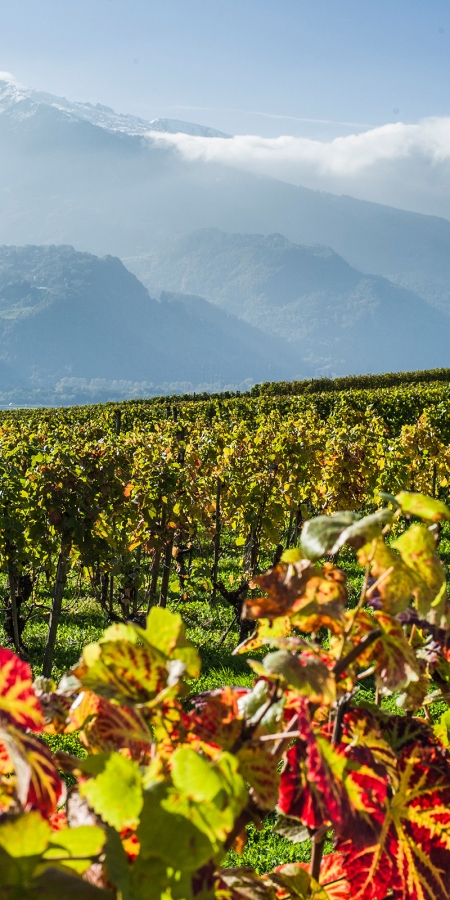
<box><xmin>146</xmin><ymin>117</ymin><xmax>450</xmax><ymax>218</ymax></box>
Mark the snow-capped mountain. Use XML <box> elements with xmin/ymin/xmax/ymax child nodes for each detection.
<box><xmin>0</xmin><ymin>74</ymin><xmax>230</xmax><ymax>138</ymax></box>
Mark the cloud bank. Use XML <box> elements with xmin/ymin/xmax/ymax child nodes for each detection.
<box><xmin>147</xmin><ymin>117</ymin><xmax>450</xmax><ymax>219</ymax></box>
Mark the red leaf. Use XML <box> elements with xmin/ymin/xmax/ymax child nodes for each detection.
<box><xmin>189</xmin><ymin>687</ymin><xmax>246</xmax><ymax>750</ymax></box>
<box><xmin>1</xmin><ymin>725</ymin><xmax>64</xmax><ymax>816</ymax></box>
<box><xmin>49</xmin><ymin>808</ymin><xmax>68</xmax><ymax>831</ymax></box>
<box><xmin>76</xmin><ymin>692</ymin><xmax>153</xmax><ymax>758</ymax></box>
<box><xmin>340</xmin><ymin>709</ymin><xmax>399</xmax><ymax>788</ymax></box>
<box><xmin>121</xmin><ymin>826</ymin><xmax>140</xmax><ymax>862</ymax></box>
<box><xmin>319</xmin><ymin>854</ymin><xmax>351</xmax><ymax>900</ymax></box>
<box><xmin>338</xmin><ymin>745</ymin><xmax>450</xmax><ymax>900</ymax></box>
<box><xmin>278</xmin><ymin>703</ymin><xmax>387</xmax><ymax>846</ymax></box>
<box><xmin>0</xmin><ymin>647</ymin><xmax>44</xmax><ymax>731</ymax></box>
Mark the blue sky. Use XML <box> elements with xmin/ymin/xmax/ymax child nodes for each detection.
<box><xmin>2</xmin><ymin>0</ymin><xmax>450</xmax><ymax>138</ymax></box>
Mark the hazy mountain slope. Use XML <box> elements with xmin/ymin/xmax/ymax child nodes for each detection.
<box><xmin>0</xmin><ymin>77</ymin><xmax>450</xmax><ymax>309</ymax></box>
<box><xmin>125</xmin><ymin>230</ymin><xmax>450</xmax><ymax>375</ymax></box>
<box><xmin>0</xmin><ymin>245</ymin><xmax>301</xmax><ymax>399</ymax></box>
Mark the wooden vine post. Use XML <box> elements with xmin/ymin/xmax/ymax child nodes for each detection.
<box><xmin>42</xmin><ymin>538</ymin><xmax>71</xmax><ymax>677</ymax></box>
<box><xmin>211</xmin><ymin>476</ymin><xmax>222</xmax><ymax>604</ymax></box>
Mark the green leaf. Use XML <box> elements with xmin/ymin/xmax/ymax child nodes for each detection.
<box><xmin>100</xmin><ymin>623</ymin><xmax>138</xmax><ymax>644</ymax></box>
<box><xmin>219</xmin><ymin>867</ymin><xmax>276</xmax><ymax>900</ymax></box>
<box><xmin>171</xmin><ymin>747</ymin><xmax>225</xmax><ymax>803</ymax></box>
<box><xmin>139</xmin><ymin>608</ymin><xmax>201</xmax><ymax>678</ymax></box>
<box><xmin>330</xmin><ymin>508</ymin><xmax>393</xmax><ymax>554</ymax></box>
<box><xmin>434</xmin><ymin>709</ymin><xmax>450</xmax><ymax>747</ymax></box>
<box><xmin>377</xmin><ymin>492</ymin><xmax>400</xmax><ymax>508</ymax></box>
<box><xmin>142</xmin><ymin>607</ymin><xmax>184</xmax><ymax>655</ymax></box>
<box><xmin>395</xmin><ymin>491</ymin><xmax>450</xmax><ymax>521</ymax></box>
<box><xmin>300</xmin><ymin>512</ymin><xmax>358</xmax><ymax>560</ymax></box>
<box><xmin>0</xmin><ymin>812</ymin><xmax>51</xmax><ymax>890</ymax></box>
<box><xmin>164</xmin><ymin>751</ymin><xmax>247</xmax><ymax>851</ymax></box>
<box><xmin>104</xmin><ymin>827</ymin><xmax>133</xmax><ymax>900</ymax></box>
<box><xmin>238</xmin><ymin>680</ymin><xmax>285</xmax><ymax>734</ymax></box>
<box><xmin>393</xmin><ymin>523</ymin><xmax>446</xmax><ymax>622</ymax></box>
<box><xmin>79</xmin><ymin>752</ymin><xmax>143</xmax><ymax>831</ymax></box>
<box><xmin>266</xmin><ymin>863</ymin><xmax>312</xmax><ymax>899</ymax></box>
<box><xmin>32</xmin><ymin>867</ymin><xmax>114</xmax><ymax>899</ymax></box>
<box><xmin>281</xmin><ymin>548</ymin><xmax>303</xmax><ymax>564</ymax></box>
<box><xmin>137</xmin><ymin>781</ymin><xmax>214</xmax><ymax>872</ymax></box>
<box><xmin>131</xmin><ymin>857</ymin><xmax>192</xmax><ymax>900</ymax></box>
<box><xmin>42</xmin><ymin>826</ymin><xmax>106</xmax><ymax>875</ymax></box>
<box><xmin>0</xmin><ymin>811</ymin><xmax>51</xmax><ymax>858</ymax></box>
<box><xmin>77</xmin><ymin>752</ymin><xmax>110</xmax><ymax>776</ymax></box>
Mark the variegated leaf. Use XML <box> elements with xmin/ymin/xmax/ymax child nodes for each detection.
<box><xmin>0</xmin><ymin>725</ymin><xmax>64</xmax><ymax>815</ymax></box>
<box><xmin>265</xmin><ymin>863</ymin><xmax>313</xmax><ymax>899</ymax></box>
<box><xmin>78</xmin><ymin>639</ymin><xmax>169</xmax><ymax>705</ymax></box>
<box><xmin>357</xmin><ymin>538</ymin><xmax>415</xmax><ymax>615</ymax></box>
<box><xmin>189</xmin><ymin>687</ymin><xmax>244</xmax><ymax>750</ymax></box>
<box><xmin>395</xmin><ymin>491</ymin><xmax>450</xmax><ymax>522</ymax></box>
<box><xmin>340</xmin><ymin>710</ymin><xmax>399</xmax><ymax>789</ymax></box>
<box><xmin>0</xmin><ymin>648</ymin><xmax>44</xmax><ymax>732</ymax></box>
<box><xmin>247</xmin><ymin>561</ymin><xmax>347</xmax><ymax>625</ymax></box>
<box><xmin>393</xmin><ymin>524</ymin><xmax>446</xmax><ymax>622</ymax></box>
<box><xmin>237</xmin><ymin>742</ymin><xmax>280</xmax><ymax>809</ymax></box>
<box><xmin>267</xmin><ymin>858</ymin><xmax>350</xmax><ymax>900</ymax></box>
<box><xmin>78</xmin><ymin>694</ymin><xmax>152</xmax><ymax>757</ymax></box>
<box><xmin>372</xmin><ymin>611</ymin><xmax>421</xmax><ymax>694</ymax></box>
<box><xmin>338</xmin><ymin>745</ymin><xmax>450</xmax><ymax>900</ymax></box>
<box><xmin>278</xmin><ymin>703</ymin><xmax>387</xmax><ymax>847</ymax></box>
<box><xmin>316</xmin><ymin>854</ymin><xmax>352</xmax><ymax>900</ymax></box>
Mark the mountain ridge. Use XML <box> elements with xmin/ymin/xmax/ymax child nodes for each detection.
<box><xmin>125</xmin><ymin>228</ymin><xmax>450</xmax><ymax>375</ymax></box>
<box><xmin>0</xmin><ymin>243</ymin><xmax>302</xmax><ymax>403</ymax></box>
<box><xmin>0</xmin><ymin>76</ymin><xmax>450</xmax><ymax>324</ymax></box>
<box><xmin>0</xmin><ymin>76</ymin><xmax>230</xmax><ymax>138</ymax></box>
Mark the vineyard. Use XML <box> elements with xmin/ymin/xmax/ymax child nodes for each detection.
<box><xmin>2</xmin><ymin>376</ymin><xmax>450</xmax><ymax>897</ymax></box>
<box><xmin>1</xmin><ymin>376</ymin><xmax>450</xmax><ymax>669</ymax></box>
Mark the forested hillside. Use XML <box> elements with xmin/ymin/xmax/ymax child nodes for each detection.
<box><xmin>126</xmin><ymin>230</ymin><xmax>450</xmax><ymax>375</ymax></box>
<box><xmin>0</xmin><ymin>245</ymin><xmax>301</xmax><ymax>404</ymax></box>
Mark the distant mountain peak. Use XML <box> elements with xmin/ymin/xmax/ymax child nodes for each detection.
<box><xmin>0</xmin><ymin>74</ymin><xmax>230</xmax><ymax>138</ymax></box>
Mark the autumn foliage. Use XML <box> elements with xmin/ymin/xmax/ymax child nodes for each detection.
<box><xmin>1</xmin><ymin>491</ymin><xmax>450</xmax><ymax>898</ymax></box>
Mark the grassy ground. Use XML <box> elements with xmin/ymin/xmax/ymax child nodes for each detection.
<box><xmin>2</xmin><ymin>533</ymin><xmax>449</xmax><ymax>874</ymax></box>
